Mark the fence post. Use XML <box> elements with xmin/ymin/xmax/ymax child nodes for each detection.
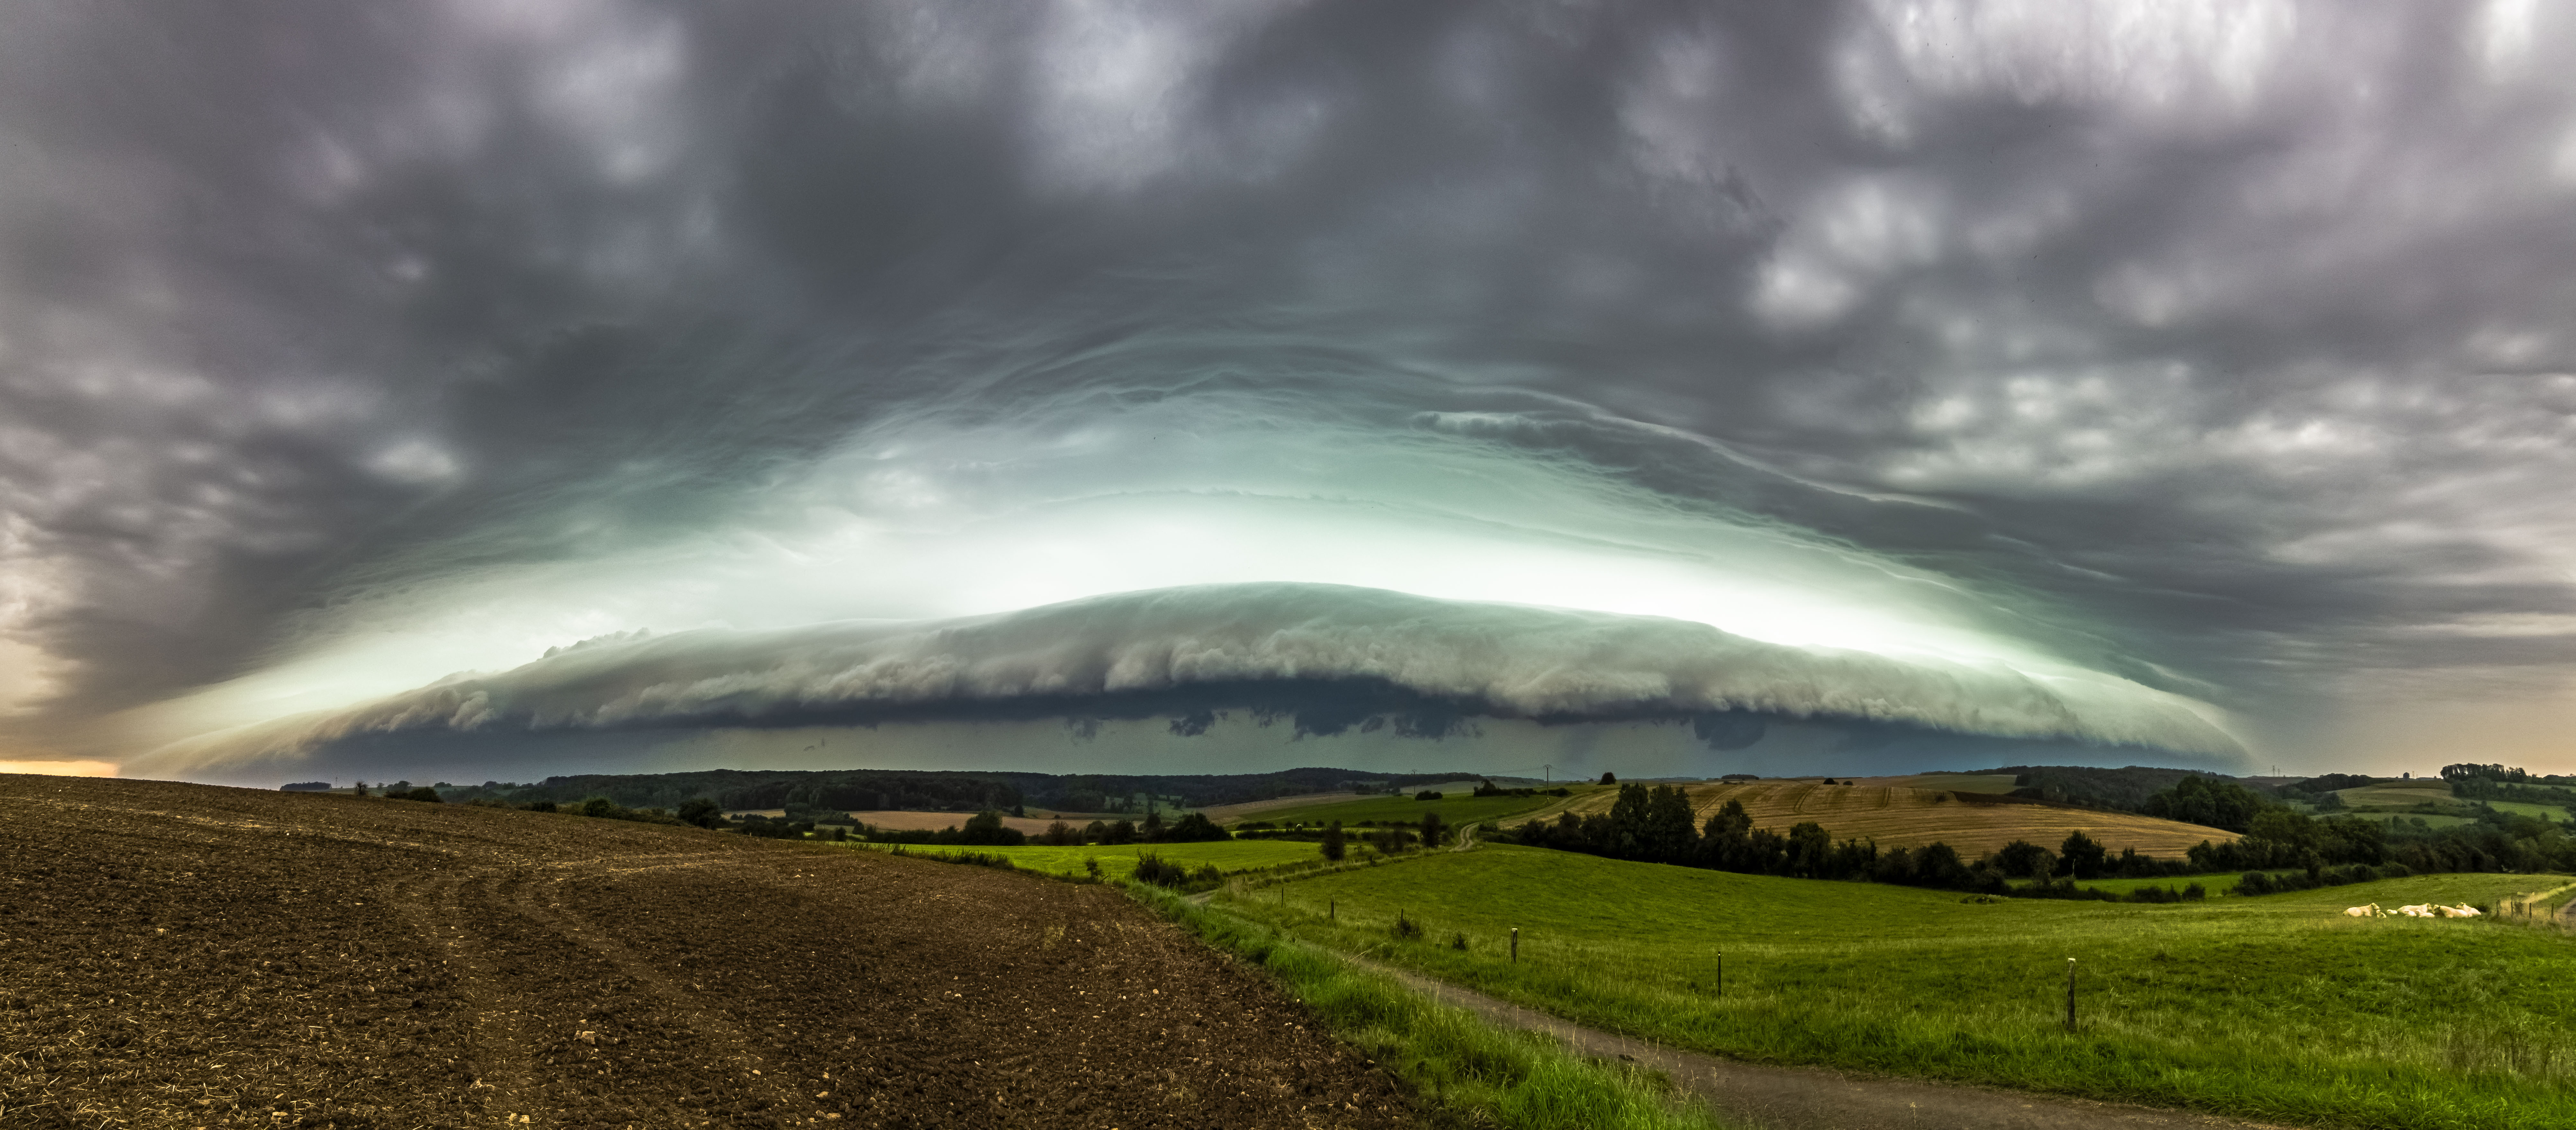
<box><xmin>2064</xmin><ymin>958</ymin><xmax>2077</xmax><ymax>1031</ymax></box>
<box><xmin>1330</xmin><ymin>899</ymin><xmax>1335</xmax><ymax>922</ymax></box>
<box><xmin>1510</xmin><ymin>927</ymin><xmax>1519</xmax><ymax>963</ymax></box>
<box><xmin>1716</xmin><ymin>951</ymin><xmax>1723</xmax><ymax>998</ymax></box>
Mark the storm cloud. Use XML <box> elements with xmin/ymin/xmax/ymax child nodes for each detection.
<box><xmin>3</xmin><ymin>1</ymin><xmax>2573</xmax><ymax>774</ymax></box>
<box><xmin>140</xmin><ymin>583</ymin><xmax>2237</xmax><ymax>773</ymax></box>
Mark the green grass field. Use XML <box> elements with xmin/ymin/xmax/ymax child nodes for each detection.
<box><xmin>843</xmin><ymin>837</ymin><xmax>1333</xmax><ymax>880</ymax></box>
<box><xmin>1231</xmin><ymin>789</ymin><xmax>1589</xmax><ymax>830</ymax></box>
<box><xmin>2483</xmin><ymin>800</ymin><xmax>2573</xmax><ymax>822</ymax></box>
<box><xmin>1215</xmin><ymin>844</ymin><xmax>2576</xmax><ymax>1129</ymax></box>
<box><xmin>2335</xmin><ymin>782</ymin><xmax>2466</xmax><ymax>811</ymax></box>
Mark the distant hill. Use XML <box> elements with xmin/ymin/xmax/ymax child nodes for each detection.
<box><xmin>1559</xmin><ymin>778</ymin><xmax>2238</xmax><ymax>858</ymax></box>
<box><xmin>425</xmin><ymin>766</ymin><xmax>1475</xmax><ymax>815</ymax></box>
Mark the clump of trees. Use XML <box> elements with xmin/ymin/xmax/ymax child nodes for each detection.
<box><xmin>1472</xmin><ymin>779</ymin><xmax>1569</xmax><ymax>798</ymax></box>
<box><xmin>1510</xmin><ymin>780</ymin><xmax>2576</xmax><ymax>898</ymax></box>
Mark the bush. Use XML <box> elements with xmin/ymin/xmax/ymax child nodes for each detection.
<box><xmin>1414</xmin><ymin>790</ymin><xmax>1443</xmax><ymax>801</ymax></box>
<box><xmin>2183</xmin><ymin>882</ymin><xmax>2208</xmax><ymax>900</ymax></box>
<box><xmin>1392</xmin><ymin>910</ymin><xmax>1423</xmax><ymax>940</ymax></box>
<box><xmin>399</xmin><ymin>787</ymin><xmax>444</xmax><ymax>803</ymax></box>
<box><xmin>676</xmin><ymin>797</ymin><xmax>722</xmax><ymax>828</ymax></box>
<box><xmin>1131</xmin><ymin>851</ymin><xmax>1189</xmax><ymax>887</ymax></box>
<box><xmin>1320</xmin><ymin>822</ymin><xmax>1347</xmax><ymax>862</ymax></box>
<box><xmin>519</xmin><ymin>800</ymin><xmax>557</xmax><ymax>813</ymax></box>
<box><xmin>1156</xmin><ymin>812</ymin><xmax>1230</xmax><ymax>842</ymax></box>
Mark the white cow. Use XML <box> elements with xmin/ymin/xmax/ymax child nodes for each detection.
<box><xmin>2342</xmin><ymin>903</ymin><xmax>2384</xmax><ymax>917</ymax></box>
<box><xmin>2438</xmin><ymin>903</ymin><xmax>2483</xmax><ymax>918</ymax></box>
<box><xmin>2396</xmin><ymin>903</ymin><xmax>2437</xmax><ymax>917</ymax></box>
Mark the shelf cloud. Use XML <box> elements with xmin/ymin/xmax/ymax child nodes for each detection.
<box><xmin>149</xmin><ymin>584</ymin><xmax>2238</xmax><ymax>772</ymax></box>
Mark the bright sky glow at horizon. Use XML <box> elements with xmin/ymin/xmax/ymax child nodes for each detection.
<box><xmin>4</xmin><ymin>1</ymin><xmax>2573</xmax><ymax>779</ymax></box>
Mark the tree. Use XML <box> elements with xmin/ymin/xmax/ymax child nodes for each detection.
<box><xmin>1321</xmin><ymin>821</ymin><xmax>1347</xmax><ymax>862</ymax></box>
<box><xmin>1142</xmin><ymin>810</ymin><xmax>1165</xmax><ymax>840</ymax></box>
<box><xmin>2057</xmin><ymin>830</ymin><xmax>2108</xmax><ymax>880</ymax></box>
<box><xmin>677</xmin><ymin>798</ymin><xmax>722</xmax><ymax>828</ymax></box>
<box><xmin>1420</xmin><ymin>811</ymin><xmax>1447</xmax><ymax>850</ymax></box>
<box><xmin>1599</xmin><ymin>771</ymin><xmax>1618</xmax><ymax>785</ymax></box>
<box><xmin>1993</xmin><ymin>839</ymin><xmax>2053</xmax><ymax>879</ymax></box>
<box><xmin>960</xmin><ymin>810</ymin><xmax>1027</xmax><ymax>846</ymax></box>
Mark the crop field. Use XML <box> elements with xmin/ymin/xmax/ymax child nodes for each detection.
<box><xmin>1</xmin><ymin>775</ymin><xmax>1420</xmax><ymax>1128</ymax></box>
<box><xmin>1556</xmin><ymin>779</ymin><xmax>2236</xmax><ymax>857</ymax></box>
<box><xmin>1222</xmin><ymin>787</ymin><xmax>1596</xmax><ymax>830</ymax></box>
<box><xmin>843</xmin><ymin>836</ymin><xmax>1336</xmax><ymax>879</ymax></box>
<box><xmin>1215</xmin><ymin>844</ymin><xmax>2576</xmax><ymax>1129</ymax></box>
<box><xmin>2335</xmin><ymin>782</ymin><xmax>2465</xmax><ymax>810</ymax></box>
<box><xmin>1858</xmin><ymin>773</ymin><xmax>2020</xmax><ymax>794</ymax></box>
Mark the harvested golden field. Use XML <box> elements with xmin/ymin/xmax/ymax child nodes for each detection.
<box><xmin>1559</xmin><ymin>779</ymin><xmax>2236</xmax><ymax>858</ymax></box>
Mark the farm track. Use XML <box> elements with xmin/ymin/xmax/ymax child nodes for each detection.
<box><xmin>1</xmin><ymin>775</ymin><xmax>1416</xmax><ymax>1129</ymax></box>
<box><xmin>1351</xmin><ymin>958</ymin><xmax>2286</xmax><ymax>1130</ymax></box>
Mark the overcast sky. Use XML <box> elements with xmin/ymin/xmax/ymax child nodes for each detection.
<box><xmin>4</xmin><ymin>0</ymin><xmax>2573</xmax><ymax>778</ymax></box>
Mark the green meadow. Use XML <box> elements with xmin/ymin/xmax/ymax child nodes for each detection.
<box><xmin>1231</xmin><ymin>788</ymin><xmax>1592</xmax><ymax>829</ymax></box>
<box><xmin>843</xmin><ymin>837</ymin><xmax>1330</xmax><ymax>879</ymax></box>
<box><xmin>1215</xmin><ymin>844</ymin><xmax>2576</xmax><ymax>1129</ymax></box>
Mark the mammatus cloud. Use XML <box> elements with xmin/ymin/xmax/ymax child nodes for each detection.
<box><xmin>142</xmin><ymin>584</ymin><xmax>2240</xmax><ymax>773</ymax></box>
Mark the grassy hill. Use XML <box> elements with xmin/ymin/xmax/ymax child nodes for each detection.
<box><xmin>1554</xmin><ymin>779</ymin><xmax>2237</xmax><ymax>857</ymax></box>
<box><xmin>1212</xmin><ymin>787</ymin><xmax>1596</xmax><ymax>830</ymax></box>
<box><xmin>842</xmin><ymin>837</ymin><xmax>1332</xmax><ymax>880</ymax></box>
<box><xmin>1218</xmin><ymin>844</ymin><xmax>2576</xmax><ymax>1130</ymax></box>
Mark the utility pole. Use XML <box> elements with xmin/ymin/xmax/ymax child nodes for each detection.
<box><xmin>1543</xmin><ymin>764</ymin><xmax>1553</xmax><ymax>784</ymax></box>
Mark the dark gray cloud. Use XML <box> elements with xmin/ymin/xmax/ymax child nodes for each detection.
<box><xmin>2</xmin><ymin>0</ymin><xmax>2572</xmax><ymax>771</ymax></box>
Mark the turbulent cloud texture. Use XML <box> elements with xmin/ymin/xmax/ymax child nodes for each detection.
<box><xmin>152</xmin><ymin>583</ymin><xmax>2238</xmax><ymax>769</ymax></box>
<box><xmin>2</xmin><ymin>1</ymin><xmax>2572</xmax><ymax>773</ymax></box>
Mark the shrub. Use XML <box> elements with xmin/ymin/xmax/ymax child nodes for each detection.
<box><xmin>676</xmin><ymin>798</ymin><xmax>722</xmax><ymax>828</ymax></box>
<box><xmin>1449</xmin><ymin>931</ymin><xmax>1468</xmax><ymax>951</ymax></box>
<box><xmin>1392</xmin><ymin>910</ymin><xmax>1423</xmax><ymax>940</ymax></box>
<box><xmin>1320</xmin><ymin>821</ymin><xmax>1346</xmax><ymax>862</ymax></box>
<box><xmin>519</xmin><ymin>800</ymin><xmax>557</xmax><ymax>813</ymax></box>
<box><xmin>1040</xmin><ymin>820</ymin><xmax>1081</xmax><ymax>846</ymax></box>
<box><xmin>2183</xmin><ymin>882</ymin><xmax>2208</xmax><ymax>900</ymax></box>
<box><xmin>1131</xmin><ymin>852</ymin><xmax>1189</xmax><ymax>888</ymax></box>
<box><xmin>1413</xmin><ymin>790</ymin><xmax>1443</xmax><ymax>801</ymax></box>
<box><xmin>399</xmin><ymin>787</ymin><xmax>444</xmax><ymax>803</ymax></box>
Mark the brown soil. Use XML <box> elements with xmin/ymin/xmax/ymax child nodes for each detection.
<box><xmin>0</xmin><ymin>775</ymin><xmax>1416</xmax><ymax>1129</ymax></box>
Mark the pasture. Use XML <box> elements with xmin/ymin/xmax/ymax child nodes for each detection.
<box><xmin>843</xmin><ymin>836</ymin><xmax>1332</xmax><ymax>879</ymax></box>
<box><xmin>2335</xmin><ymin>781</ymin><xmax>2465</xmax><ymax>811</ymax></box>
<box><xmin>1223</xmin><ymin>787</ymin><xmax>1593</xmax><ymax>830</ymax></box>
<box><xmin>1555</xmin><ymin>779</ymin><xmax>2236</xmax><ymax>858</ymax></box>
<box><xmin>1218</xmin><ymin>844</ymin><xmax>2576</xmax><ymax>1130</ymax></box>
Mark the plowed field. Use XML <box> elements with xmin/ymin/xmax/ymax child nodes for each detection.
<box><xmin>0</xmin><ymin>775</ymin><xmax>1415</xmax><ymax>1129</ymax></box>
<box><xmin>1556</xmin><ymin>779</ymin><xmax>2237</xmax><ymax>857</ymax></box>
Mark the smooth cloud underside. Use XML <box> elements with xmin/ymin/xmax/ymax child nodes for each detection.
<box><xmin>159</xmin><ymin>584</ymin><xmax>2240</xmax><ymax>767</ymax></box>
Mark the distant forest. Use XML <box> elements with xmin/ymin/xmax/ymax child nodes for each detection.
<box><xmin>420</xmin><ymin>767</ymin><xmax>1477</xmax><ymax>814</ymax></box>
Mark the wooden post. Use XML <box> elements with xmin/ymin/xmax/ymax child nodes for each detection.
<box><xmin>2064</xmin><ymin>958</ymin><xmax>2077</xmax><ymax>1031</ymax></box>
<box><xmin>1510</xmin><ymin>927</ymin><xmax>1519</xmax><ymax>963</ymax></box>
<box><xmin>1329</xmin><ymin>899</ymin><xmax>1335</xmax><ymax>921</ymax></box>
<box><xmin>1716</xmin><ymin>952</ymin><xmax>1723</xmax><ymax>998</ymax></box>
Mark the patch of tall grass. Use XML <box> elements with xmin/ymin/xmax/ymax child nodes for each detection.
<box><xmin>1127</xmin><ymin>883</ymin><xmax>1728</xmax><ymax>1130</ymax></box>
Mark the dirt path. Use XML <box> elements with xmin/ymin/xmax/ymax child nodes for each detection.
<box><xmin>1352</xmin><ymin>961</ymin><xmax>2283</xmax><ymax>1130</ymax></box>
